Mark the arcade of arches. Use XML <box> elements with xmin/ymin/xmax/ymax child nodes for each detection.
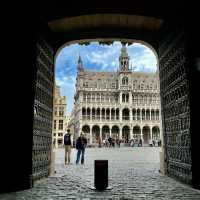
<box><xmin>82</xmin><ymin>124</ymin><xmax>160</xmax><ymax>144</ymax></box>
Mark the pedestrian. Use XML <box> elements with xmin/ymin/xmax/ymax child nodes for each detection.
<box><xmin>98</xmin><ymin>138</ymin><xmax>102</xmax><ymax>148</ymax></box>
<box><xmin>108</xmin><ymin>137</ymin><xmax>112</xmax><ymax>147</ymax></box>
<box><xmin>139</xmin><ymin>138</ymin><xmax>142</xmax><ymax>147</ymax></box>
<box><xmin>76</xmin><ymin>133</ymin><xmax>87</xmax><ymax>164</ymax></box>
<box><xmin>64</xmin><ymin>129</ymin><xmax>72</xmax><ymax>165</ymax></box>
<box><xmin>158</xmin><ymin>139</ymin><xmax>162</xmax><ymax>146</ymax></box>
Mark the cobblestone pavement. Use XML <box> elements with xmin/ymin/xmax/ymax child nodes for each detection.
<box><xmin>1</xmin><ymin>147</ymin><xmax>200</xmax><ymax>200</ymax></box>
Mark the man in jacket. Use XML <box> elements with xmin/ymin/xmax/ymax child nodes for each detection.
<box><xmin>64</xmin><ymin>129</ymin><xmax>72</xmax><ymax>165</ymax></box>
<box><xmin>76</xmin><ymin>133</ymin><xmax>87</xmax><ymax>164</ymax></box>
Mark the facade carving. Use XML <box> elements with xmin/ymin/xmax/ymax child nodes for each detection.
<box><xmin>73</xmin><ymin>44</ymin><xmax>162</xmax><ymax>145</ymax></box>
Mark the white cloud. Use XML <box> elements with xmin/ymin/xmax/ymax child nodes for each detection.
<box><xmin>55</xmin><ymin>41</ymin><xmax>157</xmax><ymax>115</ymax></box>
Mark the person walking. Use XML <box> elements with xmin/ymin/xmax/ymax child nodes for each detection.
<box><xmin>64</xmin><ymin>129</ymin><xmax>72</xmax><ymax>165</ymax></box>
<box><xmin>76</xmin><ymin>133</ymin><xmax>87</xmax><ymax>164</ymax></box>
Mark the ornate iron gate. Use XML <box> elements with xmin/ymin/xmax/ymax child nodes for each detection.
<box><xmin>33</xmin><ymin>35</ymin><xmax>54</xmax><ymax>181</ymax></box>
<box><xmin>159</xmin><ymin>30</ymin><xmax>192</xmax><ymax>184</ymax></box>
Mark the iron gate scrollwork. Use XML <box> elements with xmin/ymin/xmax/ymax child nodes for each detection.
<box><xmin>159</xmin><ymin>31</ymin><xmax>192</xmax><ymax>184</ymax></box>
<box><xmin>33</xmin><ymin>36</ymin><xmax>54</xmax><ymax>181</ymax></box>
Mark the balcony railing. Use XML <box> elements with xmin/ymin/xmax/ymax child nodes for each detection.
<box><xmin>122</xmin><ymin>116</ymin><xmax>130</xmax><ymax>120</ymax></box>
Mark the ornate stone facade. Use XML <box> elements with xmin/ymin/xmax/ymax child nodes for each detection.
<box><xmin>52</xmin><ymin>85</ymin><xmax>67</xmax><ymax>148</ymax></box>
<box><xmin>74</xmin><ymin>44</ymin><xmax>162</xmax><ymax>145</ymax></box>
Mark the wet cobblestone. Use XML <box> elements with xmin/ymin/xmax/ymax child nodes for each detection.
<box><xmin>0</xmin><ymin>147</ymin><xmax>200</xmax><ymax>199</ymax></box>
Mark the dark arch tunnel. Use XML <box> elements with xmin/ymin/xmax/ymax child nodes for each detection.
<box><xmin>2</xmin><ymin>0</ymin><xmax>200</xmax><ymax>193</ymax></box>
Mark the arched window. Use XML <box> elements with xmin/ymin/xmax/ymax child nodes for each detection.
<box><xmin>122</xmin><ymin>94</ymin><xmax>126</xmax><ymax>102</ymax></box>
<box><xmin>122</xmin><ymin>93</ymin><xmax>129</xmax><ymax>103</ymax></box>
<box><xmin>122</xmin><ymin>77</ymin><xmax>128</xmax><ymax>85</ymax></box>
<box><xmin>122</xmin><ymin>108</ymin><xmax>130</xmax><ymax>120</ymax></box>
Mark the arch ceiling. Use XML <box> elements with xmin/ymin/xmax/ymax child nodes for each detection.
<box><xmin>40</xmin><ymin>0</ymin><xmax>184</xmax><ymax>51</ymax></box>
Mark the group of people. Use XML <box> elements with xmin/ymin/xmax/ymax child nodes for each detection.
<box><xmin>130</xmin><ymin>138</ymin><xmax>143</xmax><ymax>147</ymax></box>
<box><xmin>99</xmin><ymin>137</ymin><xmax>143</xmax><ymax>147</ymax></box>
<box><xmin>149</xmin><ymin>139</ymin><xmax>162</xmax><ymax>147</ymax></box>
<box><xmin>63</xmin><ymin>129</ymin><xmax>162</xmax><ymax>165</ymax></box>
<box><xmin>101</xmin><ymin>137</ymin><xmax>121</xmax><ymax>147</ymax></box>
<box><xmin>64</xmin><ymin>129</ymin><xmax>87</xmax><ymax>165</ymax></box>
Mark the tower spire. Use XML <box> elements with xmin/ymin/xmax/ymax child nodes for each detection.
<box><xmin>119</xmin><ymin>43</ymin><xmax>130</xmax><ymax>72</ymax></box>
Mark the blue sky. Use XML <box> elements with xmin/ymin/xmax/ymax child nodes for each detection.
<box><xmin>55</xmin><ymin>41</ymin><xmax>157</xmax><ymax>116</ymax></box>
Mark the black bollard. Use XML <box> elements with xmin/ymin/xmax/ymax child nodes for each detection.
<box><xmin>94</xmin><ymin>160</ymin><xmax>108</xmax><ymax>190</ymax></box>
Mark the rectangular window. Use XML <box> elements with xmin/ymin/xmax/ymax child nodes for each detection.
<box><xmin>54</xmin><ymin>120</ymin><xmax>56</xmax><ymax>129</ymax></box>
<box><xmin>84</xmin><ymin>82</ymin><xmax>88</xmax><ymax>87</ymax></box>
<box><xmin>58</xmin><ymin>133</ymin><xmax>63</xmax><ymax>137</ymax></box>
<box><xmin>59</xmin><ymin>120</ymin><xmax>63</xmax><ymax>130</ymax></box>
<box><xmin>59</xmin><ymin>107</ymin><xmax>64</xmax><ymax>116</ymax></box>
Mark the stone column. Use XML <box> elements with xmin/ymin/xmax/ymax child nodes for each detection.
<box><xmin>129</xmin><ymin>92</ymin><xmax>132</xmax><ymax>104</ymax></box>
<box><xmin>150</xmin><ymin>109</ymin><xmax>152</xmax><ymax>121</ymax></box>
<box><xmin>120</xmin><ymin>92</ymin><xmax>122</xmax><ymax>104</ymax></box>
<box><xmin>119</xmin><ymin>128</ymin><xmax>122</xmax><ymax>140</ymax></box>
<box><xmin>100</xmin><ymin>127</ymin><xmax>102</xmax><ymax>141</ymax></box>
<box><xmin>130</xmin><ymin>128</ymin><xmax>133</xmax><ymax>139</ymax></box>
<box><xmin>109</xmin><ymin>128</ymin><xmax>112</xmax><ymax>137</ymax></box>
<box><xmin>110</xmin><ymin>108</ymin><xmax>111</xmax><ymax>121</ymax></box>
<box><xmin>141</xmin><ymin>127</ymin><xmax>143</xmax><ymax>142</ymax></box>
<box><xmin>120</xmin><ymin>108</ymin><xmax>122</xmax><ymax>121</ymax></box>
<box><xmin>150</xmin><ymin>127</ymin><xmax>152</xmax><ymax>140</ymax></box>
<box><xmin>90</xmin><ymin>126</ymin><xmax>92</xmax><ymax>144</ymax></box>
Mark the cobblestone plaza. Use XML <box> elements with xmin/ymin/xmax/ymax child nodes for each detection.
<box><xmin>1</xmin><ymin>147</ymin><xmax>200</xmax><ymax>200</ymax></box>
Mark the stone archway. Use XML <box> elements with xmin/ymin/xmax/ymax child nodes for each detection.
<box><xmin>102</xmin><ymin>125</ymin><xmax>110</xmax><ymax>140</ymax></box>
<box><xmin>142</xmin><ymin>126</ymin><xmax>150</xmax><ymax>145</ymax></box>
<box><xmin>133</xmin><ymin>126</ymin><xmax>141</xmax><ymax>140</ymax></box>
<box><xmin>122</xmin><ymin>108</ymin><xmax>130</xmax><ymax>120</ymax></box>
<box><xmin>152</xmin><ymin>126</ymin><xmax>160</xmax><ymax>140</ymax></box>
<box><xmin>122</xmin><ymin>126</ymin><xmax>130</xmax><ymax>143</ymax></box>
<box><xmin>82</xmin><ymin>125</ymin><xmax>90</xmax><ymax>143</ymax></box>
<box><xmin>92</xmin><ymin>125</ymin><xmax>100</xmax><ymax>143</ymax></box>
<box><xmin>111</xmin><ymin>125</ymin><xmax>120</xmax><ymax>139</ymax></box>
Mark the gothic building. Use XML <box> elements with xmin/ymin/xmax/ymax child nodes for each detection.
<box><xmin>74</xmin><ymin>44</ymin><xmax>162</xmax><ymax>145</ymax></box>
